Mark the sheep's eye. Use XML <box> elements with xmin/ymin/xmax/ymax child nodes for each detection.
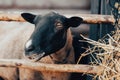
<box><xmin>55</xmin><ymin>20</ymin><xmax>63</xmax><ymax>30</ymax></box>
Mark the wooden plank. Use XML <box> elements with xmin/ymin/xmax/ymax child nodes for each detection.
<box><xmin>0</xmin><ymin>59</ymin><xmax>103</xmax><ymax>74</ymax></box>
<box><xmin>0</xmin><ymin>13</ymin><xmax>115</xmax><ymax>24</ymax></box>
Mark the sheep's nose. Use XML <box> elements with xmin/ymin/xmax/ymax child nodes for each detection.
<box><xmin>25</xmin><ymin>39</ymin><xmax>35</xmax><ymax>52</ymax></box>
<box><xmin>25</xmin><ymin>45</ymin><xmax>35</xmax><ymax>52</ymax></box>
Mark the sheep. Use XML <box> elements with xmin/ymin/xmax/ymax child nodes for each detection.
<box><xmin>0</xmin><ymin>12</ymin><xmax>83</xmax><ymax>80</ymax></box>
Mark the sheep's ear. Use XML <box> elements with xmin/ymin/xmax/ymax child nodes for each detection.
<box><xmin>65</xmin><ymin>17</ymin><xmax>83</xmax><ymax>28</ymax></box>
<box><xmin>21</xmin><ymin>13</ymin><xmax>36</xmax><ymax>24</ymax></box>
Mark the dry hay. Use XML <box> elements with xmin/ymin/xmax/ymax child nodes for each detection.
<box><xmin>78</xmin><ymin>27</ymin><xmax>120</xmax><ymax>80</ymax></box>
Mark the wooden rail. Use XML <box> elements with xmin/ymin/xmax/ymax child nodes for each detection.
<box><xmin>0</xmin><ymin>59</ymin><xmax>103</xmax><ymax>74</ymax></box>
<box><xmin>0</xmin><ymin>13</ymin><xmax>115</xmax><ymax>24</ymax></box>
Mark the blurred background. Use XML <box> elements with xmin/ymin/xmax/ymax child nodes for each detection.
<box><xmin>0</xmin><ymin>0</ymin><xmax>90</xmax><ymax>37</ymax></box>
<box><xmin>0</xmin><ymin>0</ymin><xmax>90</xmax><ymax>10</ymax></box>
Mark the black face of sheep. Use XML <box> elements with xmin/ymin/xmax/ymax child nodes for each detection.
<box><xmin>21</xmin><ymin>12</ymin><xmax>83</xmax><ymax>61</ymax></box>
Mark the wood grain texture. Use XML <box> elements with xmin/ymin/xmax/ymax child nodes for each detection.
<box><xmin>0</xmin><ymin>59</ymin><xmax>103</xmax><ymax>74</ymax></box>
<box><xmin>0</xmin><ymin>13</ymin><xmax>115</xmax><ymax>24</ymax></box>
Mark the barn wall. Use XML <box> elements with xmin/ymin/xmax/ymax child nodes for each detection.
<box><xmin>0</xmin><ymin>0</ymin><xmax>90</xmax><ymax>9</ymax></box>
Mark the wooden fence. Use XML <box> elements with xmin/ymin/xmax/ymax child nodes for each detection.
<box><xmin>0</xmin><ymin>13</ymin><xmax>115</xmax><ymax>74</ymax></box>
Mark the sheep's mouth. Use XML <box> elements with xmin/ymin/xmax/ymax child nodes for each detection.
<box><xmin>25</xmin><ymin>52</ymin><xmax>45</xmax><ymax>62</ymax></box>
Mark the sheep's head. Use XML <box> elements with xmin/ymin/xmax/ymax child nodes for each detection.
<box><xmin>21</xmin><ymin>12</ymin><xmax>83</xmax><ymax>61</ymax></box>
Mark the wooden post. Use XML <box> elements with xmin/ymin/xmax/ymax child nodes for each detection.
<box><xmin>89</xmin><ymin>0</ymin><xmax>115</xmax><ymax>80</ymax></box>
